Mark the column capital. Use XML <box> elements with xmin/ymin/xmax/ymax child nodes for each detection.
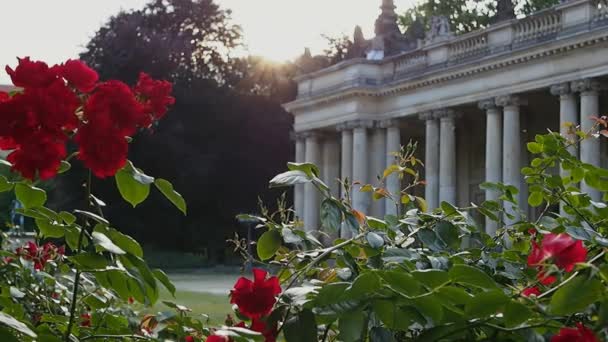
<box><xmin>336</xmin><ymin>122</ymin><xmax>350</xmax><ymax>132</ymax></box>
<box><xmin>348</xmin><ymin>119</ymin><xmax>375</xmax><ymax>129</ymax></box>
<box><xmin>434</xmin><ymin>109</ymin><xmax>461</xmax><ymax>121</ymax></box>
<box><xmin>571</xmin><ymin>78</ymin><xmax>606</xmax><ymax>94</ymax></box>
<box><xmin>478</xmin><ymin>99</ymin><xmax>498</xmax><ymax>111</ymax></box>
<box><xmin>298</xmin><ymin>130</ymin><xmax>322</xmax><ymax>139</ymax></box>
<box><xmin>550</xmin><ymin>82</ymin><xmax>572</xmax><ymax>97</ymax></box>
<box><xmin>495</xmin><ymin>95</ymin><xmax>527</xmax><ymax>107</ymax></box>
<box><xmin>377</xmin><ymin>119</ymin><xmax>399</xmax><ymax>128</ymax></box>
<box><xmin>418</xmin><ymin>112</ymin><xmax>435</xmax><ymax>121</ymax></box>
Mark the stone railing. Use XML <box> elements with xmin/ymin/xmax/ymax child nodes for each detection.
<box><xmin>394</xmin><ymin>51</ymin><xmax>427</xmax><ymax>75</ymax></box>
<box><xmin>514</xmin><ymin>9</ymin><xmax>562</xmax><ymax>44</ymax></box>
<box><xmin>448</xmin><ymin>33</ymin><xmax>489</xmax><ymax>61</ymax></box>
<box><xmin>597</xmin><ymin>0</ymin><xmax>608</xmax><ymax>21</ymax></box>
<box><xmin>291</xmin><ymin>0</ymin><xmax>608</xmax><ymax>102</ymax></box>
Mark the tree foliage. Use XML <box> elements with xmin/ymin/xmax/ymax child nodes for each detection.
<box><xmin>74</xmin><ymin>0</ymin><xmax>294</xmax><ymax>260</ymax></box>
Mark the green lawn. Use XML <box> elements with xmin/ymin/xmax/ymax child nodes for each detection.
<box><xmin>147</xmin><ymin>289</ymin><xmax>233</xmax><ymax>325</ymax></box>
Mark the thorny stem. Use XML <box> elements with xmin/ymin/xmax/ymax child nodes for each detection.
<box><xmin>64</xmin><ymin>171</ymin><xmax>92</xmax><ymax>342</ymax></box>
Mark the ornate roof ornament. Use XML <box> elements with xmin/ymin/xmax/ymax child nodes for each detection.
<box><xmin>491</xmin><ymin>0</ymin><xmax>516</xmax><ymax>24</ymax></box>
<box><xmin>425</xmin><ymin>16</ymin><xmax>453</xmax><ymax>44</ymax></box>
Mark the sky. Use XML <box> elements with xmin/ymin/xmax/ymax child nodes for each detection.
<box><xmin>0</xmin><ymin>0</ymin><xmax>416</xmax><ymax>84</ymax></box>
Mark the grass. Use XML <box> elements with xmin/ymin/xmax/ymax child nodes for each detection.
<box><xmin>145</xmin><ymin>288</ymin><xmax>233</xmax><ymax>325</ymax></box>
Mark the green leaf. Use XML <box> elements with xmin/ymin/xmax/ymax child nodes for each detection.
<box><xmin>74</xmin><ymin>210</ymin><xmax>109</xmax><ymax>225</ymax></box>
<box><xmin>465</xmin><ymin>290</ymin><xmax>508</xmax><ymax>319</ymax></box>
<box><xmin>412</xmin><ymin>294</ymin><xmax>444</xmax><ymax>324</ymax></box>
<box><xmin>153</xmin><ymin>269</ymin><xmax>176</xmax><ymax>297</ymax></box>
<box><xmin>415</xmin><ymin>196</ymin><xmax>428</xmax><ymax>212</ymax></box>
<box><xmin>115</xmin><ymin>166</ymin><xmax>150</xmax><ymax>207</ymax></box>
<box><xmin>0</xmin><ymin>176</ymin><xmax>13</xmax><ymax>193</ymax></box>
<box><xmin>0</xmin><ymin>326</ymin><xmax>19</xmax><ymax>342</ymax></box>
<box><xmin>14</xmin><ymin>183</ymin><xmax>46</xmax><ymax>209</ymax></box>
<box><xmin>372</xmin><ymin>300</ymin><xmax>411</xmax><ymax>331</ymax></box>
<box><xmin>0</xmin><ymin>311</ymin><xmax>36</xmax><ymax>338</ymax></box>
<box><xmin>550</xmin><ymin>276</ymin><xmax>602</xmax><ymax>315</ymax></box>
<box><xmin>338</xmin><ymin>310</ymin><xmax>365</xmax><ymax>342</ymax></box>
<box><xmin>346</xmin><ymin>272</ymin><xmax>382</xmax><ymax>299</ymax></box>
<box><xmin>412</xmin><ymin>269</ymin><xmax>449</xmax><ymax>289</ymax></box>
<box><xmin>35</xmin><ymin>218</ymin><xmax>65</xmax><ymax>238</ymax></box>
<box><xmin>154</xmin><ymin>179</ymin><xmax>187</xmax><ymax>215</ymax></box>
<box><xmin>366</xmin><ymin>232</ymin><xmax>384</xmax><ymax>249</ymax></box>
<box><xmin>59</xmin><ymin>211</ymin><xmax>76</xmax><ymax>225</ymax></box>
<box><xmin>106</xmin><ymin>229</ymin><xmax>143</xmax><ymax>257</ymax></box>
<box><xmin>527</xmin><ymin>142</ymin><xmax>543</xmax><ymax>154</ymax></box>
<box><xmin>380</xmin><ymin>271</ymin><xmax>421</xmax><ymax>297</ymax></box>
<box><xmin>344</xmin><ymin>212</ymin><xmax>360</xmax><ymax>235</ymax></box>
<box><xmin>449</xmin><ymin>264</ymin><xmax>498</xmax><ymax>290</ymax></box>
<box><xmin>370</xmin><ymin>327</ymin><xmax>396</xmax><ymax>342</ymax></box>
<box><xmin>58</xmin><ymin>160</ymin><xmax>71</xmax><ymax>174</ymax></box>
<box><xmin>320</xmin><ymin>199</ymin><xmax>341</xmax><ymax>232</ymax></box>
<box><xmin>504</xmin><ymin>300</ymin><xmax>533</xmax><ymax>328</ymax></box>
<box><xmin>269</xmin><ymin>170</ymin><xmax>311</xmax><ymax>188</ymax></box>
<box><xmin>287</xmin><ymin>162</ymin><xmax>320</xmax><ymax>178</ymax></box>
<box><xmin>257</xmin><ymin>230</ymin><xmax>282</xmax><ymax>261</ymax></box>
<box><xmin>436</xmin><ymin>221</ymin><xmax>461</xmax><ymax>250</ymax></box>
<box><xmin>528</xmin><ymin>191</ymin><xmax>543</xmax><ymax>207</ymax></box>
<box><xmin>70</xmin><ymin>253</ymin><xmax>108</xmax><ymax>269</ymax></box>
<box><xmin>92</xmin><ymin>232</ymin><xmax>126</xmax><ymax>255</ymax></box>
<box><xmin>283</xmin><ymin>309</ymin><xmax>317</xmax><ymax>342</ymax></box>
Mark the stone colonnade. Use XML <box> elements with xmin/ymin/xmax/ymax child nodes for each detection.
<box><xmin>294</xmin><ymin>77</ymin><xmax>604</xmax><ymax>235</ymax></box>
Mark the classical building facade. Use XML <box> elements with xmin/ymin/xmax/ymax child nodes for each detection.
<box><xmin>284</xmin><ymin>0</ymin><xmax>608</xmax><ymax>235</ymax></box>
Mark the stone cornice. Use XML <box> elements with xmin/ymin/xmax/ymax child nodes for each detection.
<box><xmin>284</xmin><ymin>28</ymin><xmax>608</xmax><ymax>113</ymax></box>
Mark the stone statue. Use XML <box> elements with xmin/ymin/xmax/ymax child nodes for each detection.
<box><xmin>491</xmin><ymin>0</ymin><xmax>516</xmax><ymax>24</ymax></box>
<box><xmin>366</xmin><ymin>36</ymin><xmax>386</xmax><ymax>61</ymax></box>
<box><xmin>426</xmin><ymin>16</ymin><xmax>452</xmax><ymax>43</ymax></box>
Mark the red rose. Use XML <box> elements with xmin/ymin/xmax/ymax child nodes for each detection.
<box><xmin>7</xmin><ymin>131</ymin><xmax>66</xmax><ymax>180</ymax></box>
<box><xmin>57</xmin><ymin>59</ymin><xmax>99</xmax><ymax>93</ymax></box>
<box><xmin>230</xmin><ymin>268</ymin><xmax>281</xmax><ymax>319</ymax></box>
<box><xmin>0</xmin><ymin>93</ymin><xmax>38</xmax><ymax>148</ymax></box>
<box><xmin>0</xmin><ymin>92</ymin><xmax>8</xmax><ymax>103</ymax></box>
<box><xmin>74</xmin><ymin>124</ymin><xmax>128</xmax><ymax>178</ymax></box>
<box><xmin>25</xmin><ymin>79</ymin><xmax>80</xmax><ymax>133</ymax></box>
<box><xmin>206</xmin><ymin>335</ymin><xmax>230</xmax><ymax>342</ymax></box>
<box><xmin>6</xmin><ymin>57</ymin><xmax>58</xmax><ymax>88</ymax></box>
<box><xmin>134</xmin><ymin>72</ymin><xmax>175</xmax><ymax>120</ymax></box>
<box><xmin>528</xmin><ymin>233</ymin><xmax>587</xmax><ymax>272</ymax></box>
<box><xmin>84</xmin><ymin>80</ymin><xmax>145</xmax><ymax>136</ymax></box>
<box><xmin>551</xmin><ymin>323</ymin><xmax>599</xmax><ymax>342</ymax></box>
<box><xmin>250</xmin><ymin>318</ymin><xmax>278</xmax><ymax>342</ymax></box>
<box><xmin>185</xmin><ymin>336</ymin><xmax>195</xmax><ymax>342</ymax></box>
<box><xmin>80</xmin><ymin>313</ymin><xmax>91</xmax><ymax>327</ymax></box>
<box><xmin>521</xmin><ymin>286</ymin><xmax>541</xmax><ymax>297</ymax></box>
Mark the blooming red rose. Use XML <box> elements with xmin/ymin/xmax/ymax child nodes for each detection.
<box><xmin>206</xmin><ymin>335</ymin><xmax>230</xmax><ymax>342</ymax></box>
<box><xmin>84</xmin><ymin>80</ymin><xmax>145</xmax><ymax>136</ymax></box>
<box><xmin>185</xmin><ymin>336</ymin><xmax>195</xmax><ymax>342</ymax></box>
<box><xmin>7</xmin><ymin>131</ymin><xmax>66</xmax><ymax>180</ymax></box>
<box><xmin>16</xmin><ymin>242</ymin><xmax>64</xmax><ymax>270</ymax></box>
<box><xmin>0</xmin><ymin>93</ymin><xmax>38</xmax><ymax>149</ymax></box>
<box><xmin>551</xmin><ymin>323</ymin><xmax>599</xmax><ymax>342</ymax></box>
<box><xmin>74</xmin><ymin>124</ymin><xmax>128</xmax><ymax>178</ymax></box>
<box><xmin>24</xmin><ymin>79</ymin><xmax>80</xmax><ymax>134</ymax></box>
<box><xmin>57</xmin><ymin>59</ymin><xmax>99</xmax><ymax>93</ymax></box>
<box><xmin>0</xmin><ymin>92</ymin><xmax>8</xmax><ymax>103</ymax></box>
<box><xmin>6</xmin><ymin>57</ymin><xmax>58</xmax><ymax>88</ymax></box>
<box><xmin>134</xmin><ymin>72</ymin><xmax>175</xmax><ymax>120</ymax></box>
<box><xmin>521</xmin><ymin>286</ymin><xmax>541</xmax><ymax>297</ymax></box>
<box><xmin>528</xmin><ymin>233</ymin><xmax>587</xmax><ymax>272</ymax></box>
<box><xmin>250</xmin><ymin>318</ymin><xmax>278</xmax><ymax>342</ymax></box>
<box><xmin>80</xmin><ymin>313</ymin><xmax>91</xmax><ymax>327</ymax></box>
<box><xmin>230</xmin><ymin>268</ymin><xmax>281</xmax><ymax>319</ymax></box>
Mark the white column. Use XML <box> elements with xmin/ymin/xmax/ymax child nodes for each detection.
<box><xmin>294</xmin><ymin>134</ymin><xmax>306</xmax><ymax>219</ymax></box>
<box><xmin>420</xmin><ymin>112</ymin><xmax>439</xmax><ymax>211</ymax></box>
<box><xmin>303</xmin><ymin>132</ymin><xmax>321</xmax><ymax>231</ymax></box>
<box><xmin>551</xmin><ymin>83</ymin><xmax>578</xmax><ymax>215</ymax></box>
<box><xmin>479</xmin><ymin>99</ymin><xmax>502</xmax><ymax>236</ymax></box>
<box><xmin>496</xmin><ymin>95</ymin><xmax>526</xmax><ymax>225</ymax></box>
<box><xmin>382</xmin><ymin>119</ymin><xmax>401</xmax><ymax>216</ymax></box>
<box><xmin>322</xmin><ymin>134</ymin><xmax>340</xmax><ymax>198</ymax></box>
<box><xmin>352</xmin><ymin>120</ymin><xmax>373</xmax><ymax>216</ymax></box>
<box><xmin>338</xmin><ymin>124</ymin><xmax>353</xmax><ymax>238</ymax></box>
<box><xmin>572</xmin><ymin>79</ymin><xmax>603</xmax><ymax>201</ymax></box>
<box><xmin>370</xmin><ymin>124</ymin><xmax>386</xmax><ymax>217</ymax></box>
<box><xmin>438</xmin><ymin>110</ymin><xmax>458</xmax><ymax>205</ymax></box>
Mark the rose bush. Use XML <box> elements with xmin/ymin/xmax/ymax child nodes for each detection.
<box><xmin>1</xmin><ymin>55</ymin><xmax>608</xmax><ymax>342</ymax></box>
